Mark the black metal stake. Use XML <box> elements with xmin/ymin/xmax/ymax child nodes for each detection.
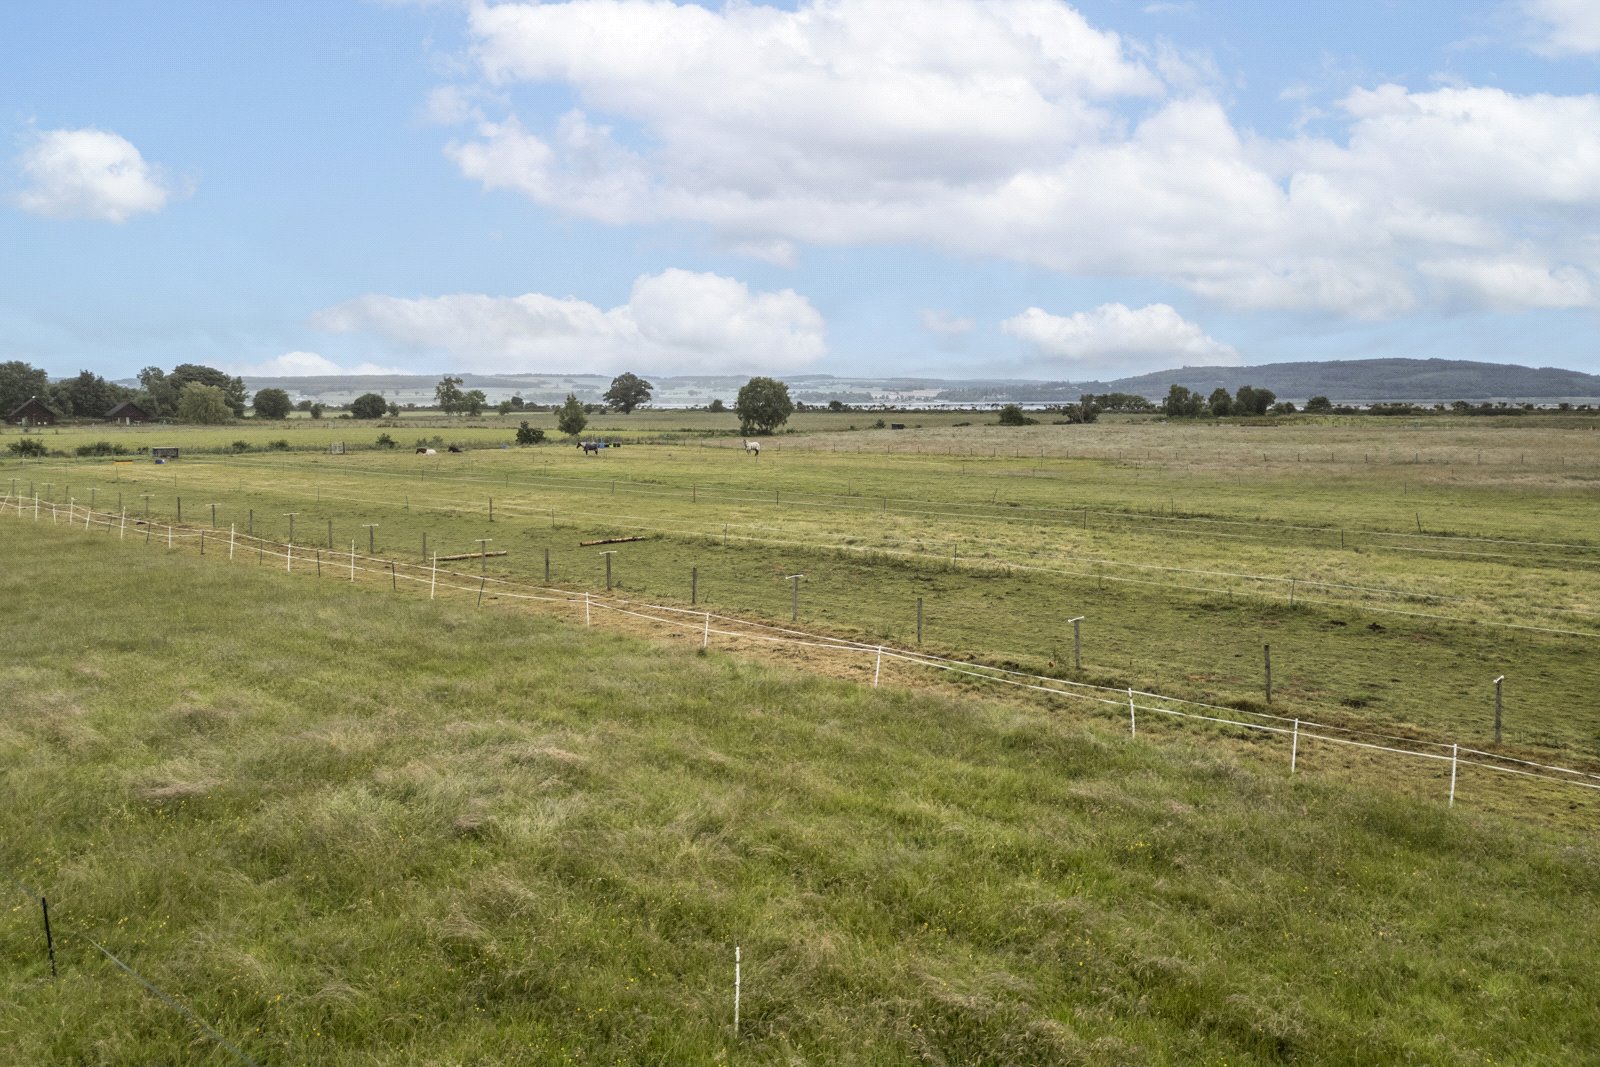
<box><xmin>41</xmin><ymin>897</ymin><xmax>56</xmax><ymax>979</ymax></box>
<box><xmin>1264</xmin><ymin>644</ymin><xmax>1273</xmax><ymax>704</ymax></box>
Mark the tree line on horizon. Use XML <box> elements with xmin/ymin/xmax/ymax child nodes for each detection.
<box><xmin>8</xmin><ymin>357</ymin><xmax>1590</xmax><ymax>430</ymax></box>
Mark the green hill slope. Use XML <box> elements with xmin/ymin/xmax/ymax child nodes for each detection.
<box><xmin>2</xmin><ymin>523</ymin><xmax>1596</xmax><ymax>1064</ymax></box>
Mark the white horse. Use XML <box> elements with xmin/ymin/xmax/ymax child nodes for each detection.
<box><xmin>742</xmin><ymin>439</ymin><xmax>761</xmax><ymax>456</ymax></box>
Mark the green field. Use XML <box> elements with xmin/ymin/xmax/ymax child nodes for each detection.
<box><xmin>4</xmin><ymin>416</ymin><xmax>1599</xmax><ymax>1062</ymax></box>
<box><xmin>7</xmin><ymin>415</ymin><xmax>1600</xmax><ymax>764</ymax></box>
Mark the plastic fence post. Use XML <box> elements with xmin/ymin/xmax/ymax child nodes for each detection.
<box><xmin>1449</xmin><ymin>744</ymin><xmax>1458</xmax><ymax>808</ymax></box>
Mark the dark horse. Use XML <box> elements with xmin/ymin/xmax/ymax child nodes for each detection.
<box><xmin>579</xmin><ymin>440</ymin><xmax>603</xmax><ymax>455</ymax></box>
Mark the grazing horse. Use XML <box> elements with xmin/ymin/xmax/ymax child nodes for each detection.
<box><xmin>579</xmin><ymin>440</ymin><xmax>603</xmax><ymax>455</ymax></box>
<box><xmin>447</xmin><ymin>445</ymin><xmax>463</xmax><ymax>453</ymax></box>
<box><xmin>743</xmin><ymin>439</ymin><xmax>761</xmax><ymax>456</ymax></box>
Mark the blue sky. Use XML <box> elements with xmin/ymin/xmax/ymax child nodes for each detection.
<box><xmin>3</xmin><ymin>0</ymin><xmax>1598</xmax><ymax>383</ymax></box>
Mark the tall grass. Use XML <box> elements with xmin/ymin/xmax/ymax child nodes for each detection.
<box><xmin>3</xmin><ymin>521</ymin><xmax>1599</xmax><ymax>1063</ymax></box>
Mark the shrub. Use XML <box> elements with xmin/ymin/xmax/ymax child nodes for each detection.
<box><xmin>231</xmin><ymin>440</ymin><xmax>252</xmax><ymax>453</ymax></box>
<box><xmin>556</xmin><ymin>394</ymin><xmax>587</xmax><ymax>437</ymax></box>
<box><xmin>350</xmin><ymin>393</ymin><xmax>387</xmax><ymax>419</ymax></box>
<box><xmin>252</xmin><ymin>387</ymin><xmax>292</xmax><ymax>419</ymax></box>
<box><xmin>74</xmin><ymin>441</ymin><xmax>130</xmax><ymax>457</ymax></box>
<box><xmin>375</xmin><ymin>433</ymin><xmax>397</xmax><ymax>449</ymax></box>
<box><xmin>9</xmin><ymin>438</ymin><xmax>49</xmax><ymax>457</ymax></box>
<box><xmin>515</xmin><ymin>422</ymin><xmax>546</xmax><ymax>445</ymax></box>
<box><xmin>265</xmin><ymin>439</ymin><xmax>291</xmax><ymax>451</ymax></box>
<box><xmin>997</xmin><ymin>404</ymin><xmax>1036</xmax><ymax>426</ymax></box>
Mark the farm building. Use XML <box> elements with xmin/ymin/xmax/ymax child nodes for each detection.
<box><xmin>6</xmin><ymin>397</ymin><xmax>56</xmax><ymax>426</ymax></box>
<box><xmin>104</xmin><ymin>401</ymin><xmax>150</xmax><ymax>425</ymax></box>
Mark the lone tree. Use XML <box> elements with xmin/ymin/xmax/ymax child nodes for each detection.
<box><xmin>350</xmin><ymin>392</ymin><xmax>387</xmax><ymax>419</ymax></box>
<box><xmin>603</xmin><ymin>372</ymin><xmax>653</xmax><ymax>413</ymax></box>
<box><xmin>733</xmin><ymin>376</ymin><xmax>793</xmax><ymax>435</ymax></box>
<box><xmin>253</xmin><ymin>388</ymin><xmax>292</xmax><ymax>419</ymax></box>
<box><xmin>177</xmin><ymin>382</ymin><xmax>234</xmax><ymax>424</ymax></box>
<box><xmin>556</xmin><ymin>392</ymin><xmax>588</xmax><ymax>437</ymax></box>
<box><xmin>435</xmin><ymin>375</ymin><xmax>465</xmax><ymax>414</ymax></box>
<box><xmin>170</xmin><ymin>364</ymin><xmax>248</xmax><ymax>417</ymax></box>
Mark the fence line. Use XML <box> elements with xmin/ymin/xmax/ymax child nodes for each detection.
<box><xmin>17</xmin><ymin>473</ymin><xmax>1593</xmax><ymax>638</ymax></box>
<box><xmin>71</xmin><ymin>452</ymin><xmax>1600</xmax><ymax>571</ymax></box>
<box><xmin>8</xmin><ymin>494</ymin><xmax>1599</xmax><ymax>814</ymax></box>
<box><xmin>28</xmin><ymin>460</ymin><xmax>1600</xmax><ymax>633</ymax></box>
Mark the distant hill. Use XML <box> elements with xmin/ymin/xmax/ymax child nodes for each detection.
<box><xmin>1078</xmin><ymin>358</ymin><xmax>1600</xmax><ymax>403</ymax></box>
<box><xmin>222</xmin><ymin>359</ymin><xmax>1600</xmax><ymax>408</ymax></box>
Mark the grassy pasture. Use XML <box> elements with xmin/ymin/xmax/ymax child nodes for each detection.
<box><xmin>7</xmin><ymin>416</ymin><xmax>1599</xmax><ymax>772</ymax></box>
<box><xmin>4</xmin><ymin>521</ymin><xmax>1600</xmax><ymax>1064</ymax></box>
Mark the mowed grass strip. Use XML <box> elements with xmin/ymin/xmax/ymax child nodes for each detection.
<box><xmin>2</xmin><ymin>522</ymin><xmax>1599</xmax><ymax>1064</ymax></box>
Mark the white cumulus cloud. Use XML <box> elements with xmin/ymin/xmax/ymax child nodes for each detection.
<box><xmin>1420</xmin><ymin>257</ymin><xmax>1597</xmax><ymax>310</ymax></box>
<box><xmin>436</xmin><ymin>1</ymin><xmax>1600</xmax><ymax>318</ymax></box>
<box><xmin>313</xmin><ymin>269</ymin><xmax>827</xmax><ymax>375</ymax></box>
<box><xmin>1002</xmin><ymin>303</ymin><xmax>1239</xmax><ymax>376</ymax></box>
<box><xmin>14</xmin><ymin>127</ymin><xmax>179</xmax><ymax>222</ymax></box>
<box><xmin>1521</xmin><ymin>0</ymin><xmax>1600</xmax><ymax>55</ymax></box>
